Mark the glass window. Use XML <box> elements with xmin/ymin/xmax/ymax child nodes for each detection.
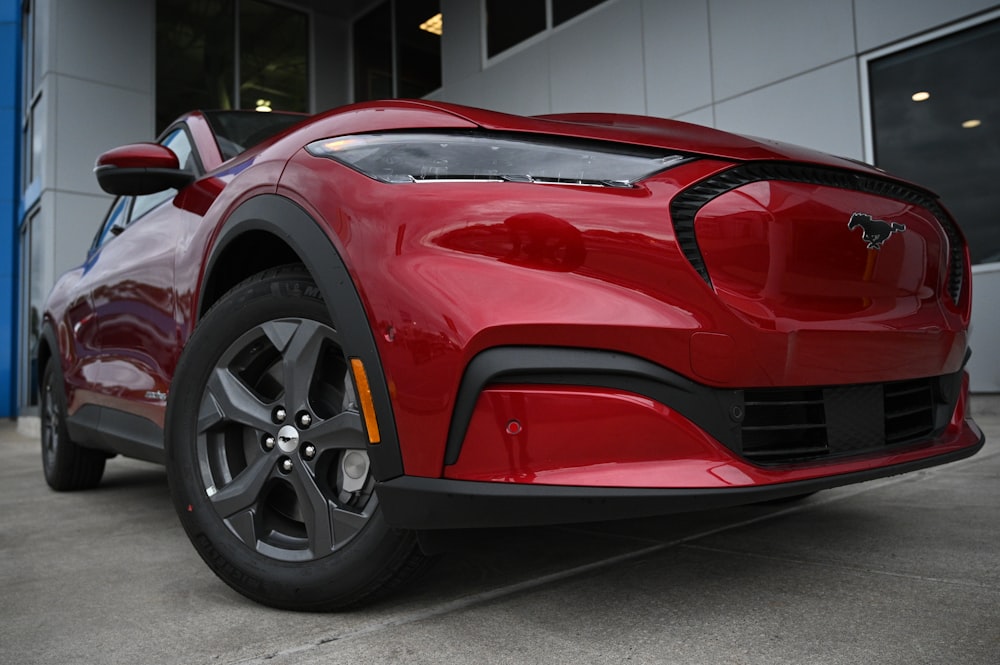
<box><xmin>30</xmin><ymin>96</ymin><xmax>45</xmax><ymax>184</ymax></box>
<box><xmin>486</xmin><ymin>0</ymin><xmax>546</xmax><ymax>58</ymax></box>
<box><xmin>239</xmin><ymin>0</ymin><xmax>309</xmax><ymax>113</ymax></box>
<box><xmin>553</xmin><ymin>0</ymin><xmax>606</xmax><ymax>26</ymax></box>
<box><xmin>396</xmin><ymin>0</ymin><xmax>442</xmax><ymax>98</ymax></box>
<box><xmin>156</xmin><ymin>0</ymin><xmax>309</xmax><ymax>133</ymax></box>
<box><xmin>156</xmin><ymin>0</ymin><xmax>236</xmax><ymax>132</ymax></box>
<box><xmin>21</xmin><ymin>2</ymin><xmax>33</xmax><ymax>102</ymax></box>
<box><xmin>352</xmin><ymin>0</ymin><xmax>443</xmax><ymax>102</ymax></box>
<box><xmin>204</xmin><ymin>110</ymin><xmax>305</xmax><ymax>160</ymax></box>
<box><xmin>92</xmin><ymin>197</ymin><xmax>131</xmax><ymax>252</ymax></box>
<box><xmin>869</xmin><ymin>18</ymin><xmax>1000</xmax><ymax>264</ymax></box>
<box><xmin>130</xmin><ymin>128</ymin><xmax>196</xmax><ymax>222</ymax></box>
<box><xmin>19</xmin><ymin>210</ymin><xmax>40</xmax><ymax>408</ymax></box>
<box><xmin>484</xmin><ymin>0</ymin><xmax>608</xmax><ymax>59</ymax></box>
<box><xmin>353</xmin><ymin>2</ymin><xmax>393</xmax><ymax>101</ymax></box>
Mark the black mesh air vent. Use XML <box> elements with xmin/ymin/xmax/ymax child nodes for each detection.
<box><xmin>742</xmin><ymin>388</ymin><xmax>828</xmax><ymax>460</ymax></box>
<box><xmin>669</xmin><ymin>162</ymin><xmax>965</xmax><ymax>303</ymax></box>
<box><xmin>884</xmin><ymin>378</ymin><xmax>935</xmax><ymax>443</ymax></box>
<box><xmin>740</xmin><ymin>376</ymin><xmax>941</xmax><ymax>464</ymax></box>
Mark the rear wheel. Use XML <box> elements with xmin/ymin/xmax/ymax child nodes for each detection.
<box><xmin>40</xmin><ymin>361</ymin><xmax>106</xmax><ymax>490</ymax></box>
<box><xmin>166</xmin><ymin>265</ymin><xmax>427</xmax><ymax>610</ymax></box>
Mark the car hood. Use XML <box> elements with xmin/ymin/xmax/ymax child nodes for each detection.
<box><xmin>399</xmin><ymin>100</ymin><xmax>893</xmax><ymax>181</ymax></box>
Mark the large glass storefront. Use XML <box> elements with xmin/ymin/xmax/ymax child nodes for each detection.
<box><xmin>353</xmin><ymin>0</ymin><xmax>441</xmax><ymax>102</ymax></box>
<box><xmin>868</xmin><ymin>17</ymin><xmax>1000</xmax><ymax>265</ymax></box>
<box><xmin>156</xmin><ymin>0</ymin><xmax>309</xmax><ymax>132</ymax></box>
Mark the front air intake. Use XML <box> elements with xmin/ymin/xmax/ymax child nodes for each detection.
<box><xmin>739</xmin><ymin>376</ymin><xmax>943</xmax><ymax>464</ymax></box>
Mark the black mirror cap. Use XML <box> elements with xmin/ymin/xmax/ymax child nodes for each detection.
<box><xmin>95</xmin><ymin>165</ymin><xmax>195</xmax><ymax>196</ymax></box>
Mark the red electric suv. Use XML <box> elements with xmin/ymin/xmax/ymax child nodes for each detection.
<box><xmin>38</xmin><ymin>100</ymin><xmax>984</xmax><ymax>609</ymax></box>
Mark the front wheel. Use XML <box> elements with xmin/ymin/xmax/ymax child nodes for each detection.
<box><xmin>166</xmin><ymin>265</ymin><xmax>427</xmax><ymax>610</ymax></box>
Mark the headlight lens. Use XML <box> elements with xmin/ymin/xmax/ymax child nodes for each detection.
<box><xmin>305</xmin><ymin>132</ymin><xmax>689</xmax><ymax>187</ymax></box>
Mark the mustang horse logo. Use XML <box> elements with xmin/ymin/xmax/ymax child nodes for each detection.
<box><xmin>848</xmin><ymin>212</ymin><xmax>906</xmax><ymax>250</ymax></box>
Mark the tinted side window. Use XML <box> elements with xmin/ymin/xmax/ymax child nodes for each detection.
<box><xmin>92</xmin><ymin>196</ymin><xmax>131</xmax><ymax>251</ymax></box>
<box><xmin>130</xmin><ymin>128</ymin><xmax>196</xmax><ymax>222</ymax></box>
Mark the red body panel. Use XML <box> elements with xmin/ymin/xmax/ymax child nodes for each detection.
<box><xmin>42</xmin><ymin>100</ymin><xmax>982</xmax><ymax>500</ymax></box>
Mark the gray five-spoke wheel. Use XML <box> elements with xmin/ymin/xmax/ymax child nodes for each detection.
<box><xmin>195</xmin><ymin>316</ymin><xmax>375</xmax><ymax>562</ymax></box>
<box><xmin>168</xmin><ymin>266</ymin><xmax>426</xmax><ymax>610</ymax></box>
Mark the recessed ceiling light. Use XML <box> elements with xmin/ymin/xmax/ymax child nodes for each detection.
<box><xmin>962</xmin><ymin>119</ymin><xmax>982</xmax><ymax>129</ymax></box>
<box><xmin>911</xmin><ymin>91</ymin><xmax>931</xmax><ymax>102</ymax></box>
<box><xmin>420</xmin><ymin>13</ymin><xmax>442</xmax><ymax>36</ymax></box>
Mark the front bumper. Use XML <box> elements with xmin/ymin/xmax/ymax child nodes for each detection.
<box><xmin>375</xmin><ymin>346</ymin><xmax>984</xmax><ymax>529</ymax></box>
<box><xmin>377</xmin><ymin>430</ymin><xmax>983</xmax><ymax>529</ymax></box>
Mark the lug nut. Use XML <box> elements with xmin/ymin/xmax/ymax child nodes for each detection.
<box><xmin>303</xmin><ymin>444</ymin><xmax>316</xmax><ymax>460</ymax></box>
<box><xmin>263</xmin><ymin>435</ymin><xmax>276</xmax><ymax>451</ymax></box>
<box><xmin>298</xmin><ymin>412</ymin><xmax>312</xmax><ymax>428</ymax></box>
<box><xmin>279</xmin><ymin>457</ymin><xmax>293</xmax><ymax>473</ymax></box>
<box><xmin>273</xmin><ymin>407</ymin><xmax>287</xmax><ymax>424</ymax></box>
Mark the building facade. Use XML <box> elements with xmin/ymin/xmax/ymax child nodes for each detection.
<box><xmin>7</xmin><ymin>0</ymin><xmax>1000</xmax><ymax>421</ymax></box>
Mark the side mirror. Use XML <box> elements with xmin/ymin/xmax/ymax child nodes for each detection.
<box><xmin>94</xmin><ymin>143</ymin><xmax>195</xmax><ymax>196</ymax></box>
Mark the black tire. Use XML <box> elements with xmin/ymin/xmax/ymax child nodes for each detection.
<box><xmin>40</xmin><ymin>360</ymin><xmax>106</xmax><ymax>491</ymax></box>
<box><xmin>166</xmin><ymin>265</ymin><xmax>427</xmax><ymax>610</ymax></box>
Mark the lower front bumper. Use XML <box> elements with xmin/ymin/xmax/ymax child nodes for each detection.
<box><xmin>377</xmin><ymin>431</ymin><xmax>983</xmax><ymax>530</ymax></box>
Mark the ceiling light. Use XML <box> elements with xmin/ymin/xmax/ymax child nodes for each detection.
<box><xmin>256</xmin><ymin>99</ymin><xmax>272</xmax><ymax>113</ymax></box>
<box><xmin>911</xmin><ymin>91</ymin><xmax>930</xmax><ymax>102</ymax></box>
<box><xmin>962</xmin><ymin>119</ymin><xmax>982</xmax><ymax>129</ymax></box>
<box><xmin>420</xmin><ymin>12</ymin><xmax>442</xmax><ymax>36</ymax></box>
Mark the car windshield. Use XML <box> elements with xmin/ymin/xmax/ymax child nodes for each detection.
<box><xmin>203</xmin><ymin>110</ymin><xmax>307</xmax><ymax>160</ymax></box>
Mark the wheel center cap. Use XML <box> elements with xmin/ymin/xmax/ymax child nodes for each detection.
<box><xmin>276</xmin><ymin>425</ymin><xmax>299</xmax><ymax>453</ymax></box>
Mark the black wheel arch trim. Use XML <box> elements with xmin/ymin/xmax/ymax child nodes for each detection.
<box><xmin>201</xmin><ymin>194</ymin><xmax>404</xmax><ymax>480</ymax></box>
<box><xmin>381</xmin><ymin>433</ymin><xmax>984</xmax><ymax>530</ymax></box>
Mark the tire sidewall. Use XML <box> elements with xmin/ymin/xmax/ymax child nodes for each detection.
<box><xmin>166</xmin><ymin>269</ymin><xmax>414</xmax><ymax>609</ymax></box>
<box><xmin>40</xmin><ymin>360</ymin><xmax>63</xmax><ymax>482</ymax></box>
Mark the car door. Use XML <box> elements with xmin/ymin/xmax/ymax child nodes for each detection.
<box><xmin>87</xmin><ymin>126</ymin><xmax>201</xmax><ymax>427</ymax></box>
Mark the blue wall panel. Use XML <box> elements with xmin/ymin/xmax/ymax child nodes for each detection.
<box><xmin>0</xmin><ymin>0</ymin><xmax>19</xmax><ymax>418</ymax></box>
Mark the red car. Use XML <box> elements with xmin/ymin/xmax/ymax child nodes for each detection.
<box><xmin>39</xmin><ymin>100</ymin><xmax>984</xmax><ymax>610</ymax></box>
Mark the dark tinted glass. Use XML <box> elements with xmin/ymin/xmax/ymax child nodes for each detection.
<box><xmin>156</xmin><ymin>0</ymin><xmax>236</xmax><ymax>133</ymax></box>
<box><xmin>239</xmin><ymin>0</ymin><xmax>309</xmax><ymax>113</ymax></box>
<box><xmin>486</xmin><ymin>0</ymin><xmax>546</xmax><ymax>58</ymax></box>
<box><xmin>396</xmin><ymin>0</ymin><xmax>442</xmax><ymax>97</ymax></box>
<box><xmin>553</xmin><ymin>0</ymin><xmax>605</xmax><ymax>25</ymax></box>
<box><xmin>870</xmin><ymin>19</ymin><xmax>1000</xmax><ymax>264</ymax></box>
<box><xmin>204</xmin><ymin>111</ymin><xmax>306</xmax><ymax>159</ymax></box>
<box><xmin>354</xmin><ymin>2</ymin><xmax>393</xmax><ymax>101</ymax></box>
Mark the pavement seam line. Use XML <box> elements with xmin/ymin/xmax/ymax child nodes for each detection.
<box><xmin>228</xmin><ymin>474</ymin><xmax>918</xmax><ymax>663</ymax></box>
<box><xmin>230</xmin><ymin>542</ymin><xmax>669</xmax><ymax>664</ymax></box>
<box><xmin>231</xmin><ymin>442</ymin><xmax>997</xmax><ymax>664</ymax></box>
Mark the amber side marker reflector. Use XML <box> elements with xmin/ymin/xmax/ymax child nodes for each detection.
<box><xmin>350</xmin><ymin>358</ymin><xmax>381</xmax><ymax>444</ymax></box>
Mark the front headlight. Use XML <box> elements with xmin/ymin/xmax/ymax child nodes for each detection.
<box><xmin>305</xmin><ymin>131</ymin><xmax>689</xmax><ymax>188</ymax></box>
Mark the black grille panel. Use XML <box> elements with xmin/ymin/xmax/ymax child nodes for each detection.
<box><xmin>740</xmin><ymin>377</ymin><xmax>940</xmax><ymax>464</ymax></box>
<box><xmin>884</xmin><ymin>379</ymin><xmax>936</xmax><ymax>443</ymax></box>
<box><xmin>669</xmin><ymin>162</ymin><xmax>965</xmax><ymax>303</ymax></box>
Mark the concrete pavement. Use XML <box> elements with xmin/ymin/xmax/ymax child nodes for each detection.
<box><xmin>2</xmin><ymin>403</ymin><xmax>998</xmax><ymax>664</ymax></box>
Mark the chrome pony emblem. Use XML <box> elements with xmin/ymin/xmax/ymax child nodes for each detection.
<box><xmin>848</xmin><ymin>212</ymin><xmax>906</xmax><ymax>250</ymax></box>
